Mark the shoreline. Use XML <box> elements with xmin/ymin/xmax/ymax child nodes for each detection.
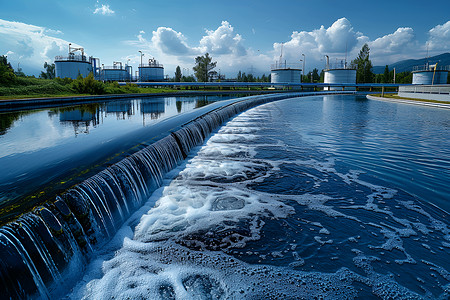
<box><xmin>0</xmin><ymin>90</ymin><xmax>288</xmax><ymax>112</ymax></box>
<box><xmin>366</xmin><ymin>94</ymin><xmax>450</xmax><ymax>109</ymax></box>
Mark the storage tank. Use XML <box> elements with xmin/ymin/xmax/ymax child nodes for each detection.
<box><xmin>101</xmin><ymin>62</ymin><xmax>130</xmax><ymax>81</ymax></box>
<box><xmin>412</xmin><ymin>64</ymin><xmax>449</xmax><ymax>85</ymax></box>
<box><xmin>55</xmin><ymin>44</ymin><xmax>96</xmax><ymax>79</ymax></box>
<box><xmin>323</xmin><ymin>56</ymin><xmax>356</xmax><ymax>90</ymax></box>
<box><xmin>139</xmin><ymin>58</ymin><xmax>164</xmax><ymax>81</ymax></box>
<box><xmin>270</xmin><ymin>61</ymin><xmax>302</xmax><ymax>84</ymax></box>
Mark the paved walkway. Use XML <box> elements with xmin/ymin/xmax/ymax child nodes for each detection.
<box><xmin>366</xmin><ymin>95</ymin><xmax>450</xmax><ymax>109</ymax></box>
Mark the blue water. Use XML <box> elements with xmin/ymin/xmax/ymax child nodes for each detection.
<box><xmin>0</xmin><ymin>94</ymin><xmax>244</xmax><ymax>224</ymax></box>
<box><xmin>71</xmin><ymin>95</ymin><xmax>450</xmax><ymax>299</ymax></box>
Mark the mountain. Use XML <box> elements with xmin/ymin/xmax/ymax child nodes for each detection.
<box><xmin>373</xmin><ymin>53</ymin><xmax>450</xmax><ymax>74</ymax></box>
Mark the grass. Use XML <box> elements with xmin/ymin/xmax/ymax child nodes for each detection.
<box><xmin>0</xmin><ymin>76</ymin><xmax>275</xmax><ymax>100</ymax></box>
<box><xmin>372</xmin><ymin>93</ymin><xmax>450</xmax><ymax>105</ymax></box>
<box><xmin>0</xmin><ymin>77</ymin><xmax>182</xmax><ymax>100</ymax></box>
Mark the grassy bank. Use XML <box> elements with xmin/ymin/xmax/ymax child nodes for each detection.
<box><xmin>0</xmin><ymin>75</ymin><xmax>182</xmax><ymax>100</ymax></box>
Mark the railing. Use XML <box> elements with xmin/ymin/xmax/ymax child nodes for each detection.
<box><xmin>103</xmin><ymin>66</ymin><xmax>127</xmax><ymax>70</ymax></box>
<box><xmin>55</xmin><ymin>55</ymin><xmax>89</xmax><ymax>62</ymax></box>
<box><xmin>270</xmin><ymin>62</ymin><xmax>302</xmax><ymax>70</ymax></box>
<box><xmin>412</xmin><ymin>65</ymin><xmax>450</xmax><ymax>72</ymax></box>
<box><xmin>399</xmin><ymin>85</ymin><xmax>450</xmax><ymax>95</ymax></box>
<box><xmin>324</xmin><ymin>62</ymin><xmax>355</xmax><ymax>70</ymax></box>
<box><xmin>139</xmin><ymin>63</ymin><xmax>164</xmax><ymax>68</ymax></box>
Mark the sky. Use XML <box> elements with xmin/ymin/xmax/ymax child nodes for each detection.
<box><xmin>1</xmin><ymin>0</ymin><xmax>449</xmax><ymax>78</ymax></box>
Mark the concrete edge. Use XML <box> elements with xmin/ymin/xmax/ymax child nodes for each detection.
<box><xmin>0</xmin><ymin>90</ymin><xmax>296</xmax><ymax>112</ymax></box>
<box><xmin>366</xmin><ymin>95</ymin><xmax>450</xmax><ymax>109</ymax></box>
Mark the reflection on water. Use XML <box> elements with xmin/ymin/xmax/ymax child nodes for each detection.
<box><xmin>0</xmin><ymin>95</ymin><xmax>236</xmax><ymax>156</ymax></box>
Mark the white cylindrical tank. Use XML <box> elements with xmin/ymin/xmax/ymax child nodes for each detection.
<box><xmin>139</xmin><ymin>59</ymin><xmax>164</xmax><ymax>81</ymax></box>
<box><xmin>324</xmin><ymin>69</ymin><xmax>356</xmax><ymax>90</ymax></box>
<box><xmin>412</xmin><ymin>71</ymin><xmax>448</xmax><ymax>85</ymax></box>
<box><xmin>270</xmin><ymin>69</ymin><xmax>301</xmax><ymax>84</ymax></box>
<box><xmin>55</xmin><ymin>55</ymin><xmax>93</xmax><ymax>79</ymax></box>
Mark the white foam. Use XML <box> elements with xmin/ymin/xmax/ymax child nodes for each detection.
<box><xmin>72</xmin><ymin>100</ymin><xmax>450</xmax><ymax>299</ymax></box>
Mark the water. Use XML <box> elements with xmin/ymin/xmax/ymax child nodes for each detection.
<box><xmin>0</xmin><ymin>95</ymin><xmax>239</xmax><ymax>159</ymax></box>
<box><xmin>0</xmin><ymin>94</ymin><xmax>244</xmax><ymax>224</ymax></box>
<box><xmin>71</xmin><ymin>95</ymin><xmax>450</xmax><ymax>299</ymax></box>
<box><xmin>0</xmin><ymin>92</ymin><xmax>298</xmax><ymax>298</ymax></box>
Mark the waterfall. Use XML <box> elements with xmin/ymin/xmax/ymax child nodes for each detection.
<box><xmin>0</xmin><ymin>92</ymin><xmax>351</xmax><ymax>299</ymax></box>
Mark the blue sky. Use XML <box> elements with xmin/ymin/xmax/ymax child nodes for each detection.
<box><xmin>1</xmin><ymin>0</ymin><xmax>449</xmax><ymax>77</ymax></box>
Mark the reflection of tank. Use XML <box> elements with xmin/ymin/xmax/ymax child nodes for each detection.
<box><xmin>59</xmin><ymin>110</ymin><xmax>96</xmax><ymax>122</ymax></box>
<box><xmin>139</xmin><ymin>58</ymin><xmax>164</xmax><ymax>81</ymax></box>
<box><xmin>140</xmin><ymin>99</ymin><xmax>165</xmax><ymax>114</ymax></box>
<box><xmin>55</xmin><ymin>44</ymin><xmax>99</xmax><ymax>79</ymax></box>
<box><xmin>106</xmin><ymin>101</ymin><xmax>132</xmax><ymax>114</ymax></box>
<box><xmin>58</xmin><ymin>108</ymin><xmax>100</xmax><ymax>135</ymax></box>
<box><xmin>412</xmin><ymin>64</ymin><xmax>449</xmax><ymax>85</ymax></box>
<box><xmin>323</xmin><ymin>56</ymin><xmax>356</xmax><ymax>91</ymax></box>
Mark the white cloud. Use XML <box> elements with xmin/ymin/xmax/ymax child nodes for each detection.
<box><xmin>427</xmin><ymin>21</ymin><xmax>450</xmax><ymax>52</ymax></box>
<box><xmin>199</xmin><ymin>21</ymin><xmax>247</xmax><ymax>56</ymax></box>
<box><xmin>151</xmin><ymin>27</ymin><xmax>193</xmax><ymax>55</ymax></box>
<box><xmin>369</xmin><ymin>27</ymin><xmax>415</xmax><ymax>54</ymax></box>
<box><xmin>272</xmin><ymin>18</ymin><xmax>365</xmax><ymax>70</ymax></box>
<box><xmin>124</xmin><ymin>21</ymin><xmax>264</xmax><ymax>77</ymax></box>
<box><xmin>0</xmin><ymin>19</ymin><xmax>81</xmax><ymax>74</ymax></box>
<box><xmin>93</xmin><ymin>4</ymin><xmax>115</xmax><ymax>16</ymax></box>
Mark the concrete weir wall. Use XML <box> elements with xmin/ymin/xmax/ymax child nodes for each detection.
<box><xmin>398</xmin><ymin>85</ymin><xmax>450</xmax><ymax>102</ymax></box>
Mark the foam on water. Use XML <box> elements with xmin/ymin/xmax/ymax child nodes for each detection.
<box><xmin>73</xmin><ymin>100</ymin><xmax>450</xmax><ymax>299</ymax></box>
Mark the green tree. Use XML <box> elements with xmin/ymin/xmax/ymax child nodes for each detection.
<box><xmin>261</xmin><ymin>74</ymin><xmax>267</xmax><ymax>82</ymax></box>
<box><xmin>181</xmin><ymin>75</ymin><xmax>196</xmax><ymax>82</ymax></box>
<box><xmin>174</xmin><ymin>66</ymin><xmax>182</xmax><ymax>82</ymax></box>
<box><xmin>351</xmin><ymin>43</ymin><xmax>374</xmax><ymax>83</ymax></box>
<box><xmin>383</xmin><ymin>65</ymin><xmax>390</xmax><ymax>83</ymax></box>
<box><xmin>237</xmin><ymin>71</ymin><xmax>242</xmax><ymax>82</ymax></box>
<box><xmin>71</xmin><ymin>73</ymin><xmax>106</xmax><ymax>94</ymax></box>
<box><xmin>40</xmin><ymin>62</ymin><xmax>55</xmax><ymax>79</ymax></box>
<box><xmin>312</xmin><ymin>68</ymin><xmax>320</xmax><ymax>82</ymax></box>
<box><xmin>193</xmin><ymin>53</ymin><xmax>217</xmax><ymax>82</ymax></box>
<box><xmin>0</xmin><ymin>55</ymin><xmax>16</xmax><ymax>84</ymax></box>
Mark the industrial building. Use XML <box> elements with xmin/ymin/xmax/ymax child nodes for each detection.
<box><xmin>323</xmin><ymin>56</ymin><xmax>356</xmax><ymax>90</ymax></box>
<box><xmin>270</xmin><ymin>60</ymin><xmax>302</xmax><ymax>84</ymax></box>
<box><xmin>55</xmin><ymin>44</ymin><xmax>99</xmax><ymax>79</ymax></box>
<box><xmin>100</xmin><ymin>62</ymin><xmax>132</xmax><ymax>81</ymax></box>
<box><xmin>270</xmin><ymin>46</ymin><xmax>302</xmax><ymax>84</ymax></box>
<box><xmin>412</xmin><ymin>64</ymin><xmax>449</xmax><ymax>85</ymax></box>
<box><xmin>139</xmin><ymin>58</ymin><xmax>164</xmax><ymax>82</ymax></box>
<box><xmin>55</xmin><ymin>44</ymin><xmax>168</xmax><ymax>82</ymax></box>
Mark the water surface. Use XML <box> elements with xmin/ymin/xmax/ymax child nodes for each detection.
<box><xmin>73</xmin><ymin>95</ymin><xmax>450</xmax><ymax>299</ymax></box>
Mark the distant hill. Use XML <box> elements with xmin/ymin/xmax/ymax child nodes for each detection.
<box><xmin>373</xmin><ymin>53</ymin><xmax>450</xmax><ymax>74</ymax></box>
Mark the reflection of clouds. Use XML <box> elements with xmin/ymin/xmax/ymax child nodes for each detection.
<box><xmin>0</xmin><ymin>111</ymin><xmax>74</xmax><ymax>158</ymax></box>
<box><xmin>0</xmin><ymin>95</ymin><xmax>237</xmax><ymax>159</ymax></box>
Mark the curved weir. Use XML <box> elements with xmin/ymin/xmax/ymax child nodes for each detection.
<box><xmin>0</xmin><ymin>92</ymin><xmax>352</xmax><ymax>298</ymax></box>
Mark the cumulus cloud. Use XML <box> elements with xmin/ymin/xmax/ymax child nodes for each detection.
<box><xmin>427</xmin><ymin>21</ymin><xmax>450</xmax><ymax>52</ymax></box>
<box><xmin>0</xmin><ymin>19</ymin><xmax>80</xmax><ymax>74</ymax></box>
<box><xmin>124</xmin><ymin>21</ymin><xmax>258</xmax><ymax>76</ymax></box>
<box><xmin>151</xmin><ymin>27</ymin><xmax>193</xmax><ymax>55</ymax></box>
<box><xmin>270</xmin><ymin>17</ymin><xmax>447</xmax><ymax>68</ymax></box>
<box><xmin>273</xmin><ymin>18</ymin><xmax>365</xmax><ymax>69</ymax></box>
<box><xmin>369</xmin><ymin>27</ymin><xmax>415</xmax><ymax>54</ymax></box>
<box><xmin>199</xmin><ymin>21</ymin><xmax>246</xmax><ymax>56</ymax></box>
<box><xmin>93</xmin><ymin>4</ymin><xmax>115</xmax><ymax>16</ymax></box>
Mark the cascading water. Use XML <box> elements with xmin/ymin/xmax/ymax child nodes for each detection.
<box><xmin>0</xmin><ymin>92</ymin><xmax>351</xmax><ymax>299</ymax></box>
